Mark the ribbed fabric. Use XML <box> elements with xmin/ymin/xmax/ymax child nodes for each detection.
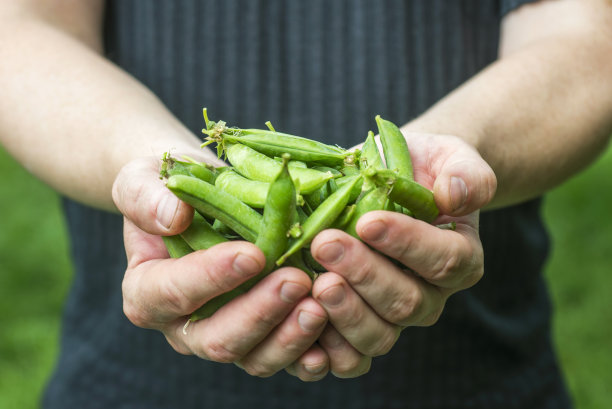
<box><xmin>44</xmin><ymin>1</ymin><xmax>572</xmax><ymax>408</ymax></box>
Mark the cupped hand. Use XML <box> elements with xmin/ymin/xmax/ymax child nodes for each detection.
<box><xmin>310</xmin><ymin>132</ymin><xmax>497</xmax><ymax>378</ymax></box>
<box><xmin>112</xmin><ymin>156</ymin><xmax>330</xmax><ymax>381</ymax></box>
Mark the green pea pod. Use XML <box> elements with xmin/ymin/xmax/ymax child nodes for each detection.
<box><xmin>189</xmin><ymin>157</ymin><xmax>296</xmax><ymax>321</ymax></box>
<box><xmin>335</xmin><ymin>174</ymin><xmax>364</xmax><ymax>203</ymax></box>
<box><xmin>162</xmin><ymin>235</ymin><xmax>193</xmax><ymax>258</ymax></box>
<box><xmin>255</xmin><ymin>155</ymin><xmax>296</xmax><ymax>274</ymax></box>
<box><xmin>360</xmin><ymin>130</ymin><xmax>385</xmax><ymax>170</ymax></box>
<box><xmin>166</xmin><ymin>175</ymin><xmax>262</xmax><ymax>242</ymax></box>
<box><xmin>313</xmin><ymin>166</ymin><xmax>343</xmax><ymax>178</ymax></box>
<box><xmin>215</xmin><ymin>168</ymin><xmax>270</xmax><ymax>208</ymax></box>
<box><xmin>273</xmin><ymin>157</ymin><xmax>308</xmax><ymax>169</ymax></box>
<box><xmin>212</xmin><ymin>219</ymin><xmax>238</xmax><ymax>238</ymax></box>
<box><xmin>188</xmin><ymin>163</ymin><xmax>217</xmax><ymax>184</ymax></box>
<box><xmin>286</xmin><ymin>252</ymin><xmax>318</xmax><ymax>280</ymax></box>
<box><xmin>330</xmin><ymin>204</ymin><xmax>357</xmax><ymax>231</ymax></box>
<box><xmin>366</xmin><ymin>168</ymin><xmax>438</xmax><ymax>223</ymax></box>
<box><xmin>303</xmin><ymin>178</ymin><xmax>336</xmax><ymax>209</ymax></box>
<box><xmin>160</xmin><ymin>153</ymin><xmax>192</xmax><ymax>179</ymax></box>
<box><xmin>302</xmin><ymin>249</ymin><xmax>326</xmax><ymax>275</ymax></box>
<box><xmin>225</xmin><ymin>143</ymin><xmax>333</xmax><ymax>194</ymax></box>
<box><xmin>344</xmin><ymin>186</ymin><xmax>390</xmax><ymax>238</ymax></box>
<box><xmin>339</xmin><ymin>163</ymin><xmax>360</xmax><ymax>176</ymax></box>
<box><xmin>160</xmin><ymin>153</ymin><xmax>217</xmax><ymax>184</ymax></box>
<box><xmin>181</xmin><ymin>212</ymin><xmax>228</xmax><ymax>250</ymax></box>
<box><xmin>276</xmin><ymin>175</ymin><xmax>363</xmax><ymax>266</ymax></box>
<box><xmin>376</xmin><ymin>115</ymin><xmax>414</xmax><ymax>181</ymax></box>
<box><xmin>205</xmin><ymin>127</ymin><xmax>354</xmax><ymax>167</ymax></box>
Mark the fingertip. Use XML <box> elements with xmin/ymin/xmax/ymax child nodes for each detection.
<box><xmin>156</xmin><ymin>192</ymin><xmax>194</xmax><ymax>234</ymax></box>
<box><xmin>434</xmin><ymin>164</ymin><xmax>496</xmax><ymax>216</ymax></box>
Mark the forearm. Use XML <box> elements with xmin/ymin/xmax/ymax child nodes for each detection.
<box><xmin>0</xmin><ymin>4</ymin><xmax>219</xmax><ymax>211</ymax></box>
<box><xmin>406</xmin><ymin>1</ymin><xmax>612</xmax><ymax>208</ymax></box>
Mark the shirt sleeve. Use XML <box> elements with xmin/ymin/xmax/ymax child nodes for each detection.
<box><xmin>500</xmin><ymin>0</ymin><xmax>540</xmax><ymax>17</ymax></box>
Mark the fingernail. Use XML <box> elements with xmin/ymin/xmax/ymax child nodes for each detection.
<box><xmin>359</xmin><ymin>220</ymin><xmax>387</xmax><ymax>242</ymax></box>
<box><xmin>450</xmin><ymin>176</ymin><xmax>468</xmax><ymax>211</ymax></box>
<box><xmin>298</xmin><ymin>310</ymin><xmax>326</xmax><ymax>332</ymax></box>
<box><xmin>318</xmin><ymin>284</ymin><xmax>345</xmax><ymax>307</ymax></box>
<box><xmin>316</xmin><ymin>241</ymin><xmax>344</xmax><ymax>264</ymax></box>
<box><xmin>156</xmin><ymin>194</ymin><xmax>179</xmax><ymax>230</ymax></box>
<box><xmin>280</xmin><ymin>282</ymin><xmax>309</xmax><ymax>303</ymax></box>
<box><xmin>232</xmin><ymin>252</ymin><xmax>262</xmax><ymax>276</ymax></box>
<box><xmin>303</xmin><ymin>362</ymin><xmax>327</xmax><ymax>375</ymax></box>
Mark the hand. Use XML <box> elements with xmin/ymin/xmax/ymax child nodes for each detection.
<box><xmin>309</xmin><ymin>132</ymin><xmax>497</xmax><ymax>378</ymax></box>
<box><xmin>112</xmin><ymin>156</ymin><xmax>330</xmax><ymax>380</ymax></box>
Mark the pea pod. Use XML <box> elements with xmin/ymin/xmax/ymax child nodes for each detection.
<box><xmin>339</xmin><ymin>163</ymin><xmax>360</xmax><ymax>176</ymax></box>
<box><xmin>181</xmin><ymin>212</ymin><xmax>228</xmax><ymax>250</ymax></box>
<box><xmin>188</xmin><ymin>162</ymin><xmax>217</xmax><ymax>184</ymax></box>
<box><xmin>225</xmin><ymin>143</ymin><xmax>333</xmax><ymax>194</ymax></box>
<box><xmin>189</xmin><ymin>157</ymin><xmax>298</xmax><ymax>321</ymax></box>
<box><xmin>366</xmin><ymin>168</ymin><xmax>438</xmax><ymax>223</ymax></box>
<box><xmin>201</xmin><ymin>110</ymin><xmax>355</xmax><ymax>166</ymax></box>
<box><xmin>255</xmin><ymin>155</ymin><xmax>296</xmax><ymax>274</ymax></box>
<box><xmin>166</xmin><ymin>175</ymin><xmax>262</xmax><ymax>242</ymax></box>
<box><xmin>276</xmin><ymin>175</ymin><xmax>363</xmax><ymax>266</ymax></box>
<box><xmin>162</xmin><ymin>235</ymin><xmax>193</xmax><ymax>258</ymax></box>
<box><xmin>335</xmin><ymin>174</ymin><xmax>364</xmax><ymax>203</ymax></box>
<box><xmin>360</xmin><ymin>131</ymin><xmax>385</xmax><ymax>170</ymax></box>
<box><xmin>160</xmin><ymin>153</ymin><xmax>217</xmax><ymax>184</ymax></box>
<box><xmin>214</xmin><ymin>168</ymin><xmax>270</xmax><ymax>208</ymax></box>
<box><xmin>330</xmin><ymin>204</ymin><xmax>357</xmax><ymax>230</ymax></box>
<box><xmin>312</xmin><ymin>166</ymin><xmax>343</xmax><ymax>177</ymax></box>
<box><xmin>344</xmin><ymin>186</ymin><xmax>390</xmax><ymax>238</ymax></box>
<box><xmin>376</xmin><ymin>115</ymin><xmax>414</xmax><ymax>180</ymax></box>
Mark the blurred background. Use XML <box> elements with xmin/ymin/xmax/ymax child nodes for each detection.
<box><xmin>1</xmin><ymin>143</ymin><xmax>611</xmax><ymax>409</ymax></box>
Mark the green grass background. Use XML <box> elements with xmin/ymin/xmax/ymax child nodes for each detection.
<box><xmin>1</xmin><ymin>144</ymin><xmax>611</xmax><ymax>408</ymax></box>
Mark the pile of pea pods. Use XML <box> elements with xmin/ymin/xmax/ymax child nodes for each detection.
<box><xmin>161</xmin><ymin>109</ymin><xmax>442</xmax><ymax>322</ymax></box>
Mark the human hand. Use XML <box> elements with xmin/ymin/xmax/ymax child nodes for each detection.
<box><xmin>112</xmin><ymin>156</ymin><xmax>330</xmax><ymax>380</ymax></box>
<box><xmin>309</xmin><ymin>132</ymin><xmax>497</xmax><ymax>377</ymax></box>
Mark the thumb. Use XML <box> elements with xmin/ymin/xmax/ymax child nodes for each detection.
<box><xmin>112</xmin><ymin>156</ymin><xmax>193</xmax><ymax>235</ymax></box>
<box><xmin>432</xmin><ymin>154</ymin><xmax>497</xmax><ymax>217</ymax></box>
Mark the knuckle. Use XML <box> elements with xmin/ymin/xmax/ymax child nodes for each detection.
<box><xmin>162</xmin><ymin>275</ymin><xmax>200</xmax><ymax>315</ymax></box>
<box><xmin>250</xmin><ymin>302</ymin><xmax>283</xmax><ymax>330</ymax></box>
<box><xmin>362</xmin><ymin>328</ymin><xmax>399</xmax><ymax>357</ymax></box>
<box><xmin>419</xmin><ymin>306</ymin><xmax>444</xmax><ymax>327</ymax></box>
<box><xmin>122</xmin><ymin>300</ymin><xmax>151</xmax><ymax>328</ymax></box>
<box><xmin>122</xmin><ymin>276</ymin><xmax>155</xmax><ymax>328</ymax></box>
<box><xmin>164</xmin><ymin>334</ymin><xmax>191</xmax><ymax>355</ymax></box>
<box><xmin>387</xmin><ymin>287</ymin><xmax>424</xmax><ymax>326</ymax></box>
<box><xmin>342</xmin><ymin>304</ymin><xmax>367</xmax><ymax>331</ymax></box>
<box><xmin>199</xmin><ymin>337</ymin><xmax>241</xmax><ymax>363</ymax></box>
<box><xmin>430</xmin><ymin>251</ymin><xmax>460</xmax><ymax>283</ymax></box>
<box><xmin>275</xmin><ymin>331</ymin><xmax>305</xmax><ymax>355</ymax></box>
<box><xmin>460</xmin><ymin>265</ymin><xmax>484</xmax><ymax>289</ymax></box>
<box><xmin>333</xmin><ymin>357</ymin><xmax>371</xmax><ymax>378</ymax></box>
<box><xmin>347</xmin><ymin>259</ymin><xmax>376</xmax><ymax>288</ymax></box>
<box><xmin>241</xmin><ymin>360</ymin><xmax>278</xmax><ymax>378</ymax></box>
<box><xmin>391</xmin><ymin>232</ymin><xmax>416</xmax><ymax>262</ymax></box>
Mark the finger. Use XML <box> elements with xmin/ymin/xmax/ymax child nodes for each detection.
<box><xmin>312</xmin><ymin>272</ymin><xmax>401</xmax><ymax>355</ymax></box>
<box><xmin>238</xmin><ymin>298</ymin><xmax>328</xmax><ymax>378</ymax></box>
<box><xmin>122</xmin><ymin>226</ymin><xmax>265</xmax><ymax>328</ymax></box>
<box><xmin>356</xmin><ymin>211</ymin><xmax>484</xmax><ymax>290</ymax></box>
<box><xmin>285</xmin><ymin>344</ymin><xmax>330</xmax><ymax>382</ymax></box>
<box><xmin>431</xmin><ymin>145</ymin><xmax>497</xmax><ymax>216</ymax></box>
<box><xmin>311</xmin><ymin>230</ymin><xmax>446</xmax><ymax>327</ymax></box>
<box><xmin>169</xmin><ymin>268</ymin><xmax>312</xmax><ymax>363</ymax></box>
<box><xmin>112</xmin><ymin>156</ymin><xmax>193</xmax><ymax>235</ymax></box>
<box><xmin>318</xmin><ymin>325</ymin><xmax>372</xmax><ymax>378</ymax></box>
